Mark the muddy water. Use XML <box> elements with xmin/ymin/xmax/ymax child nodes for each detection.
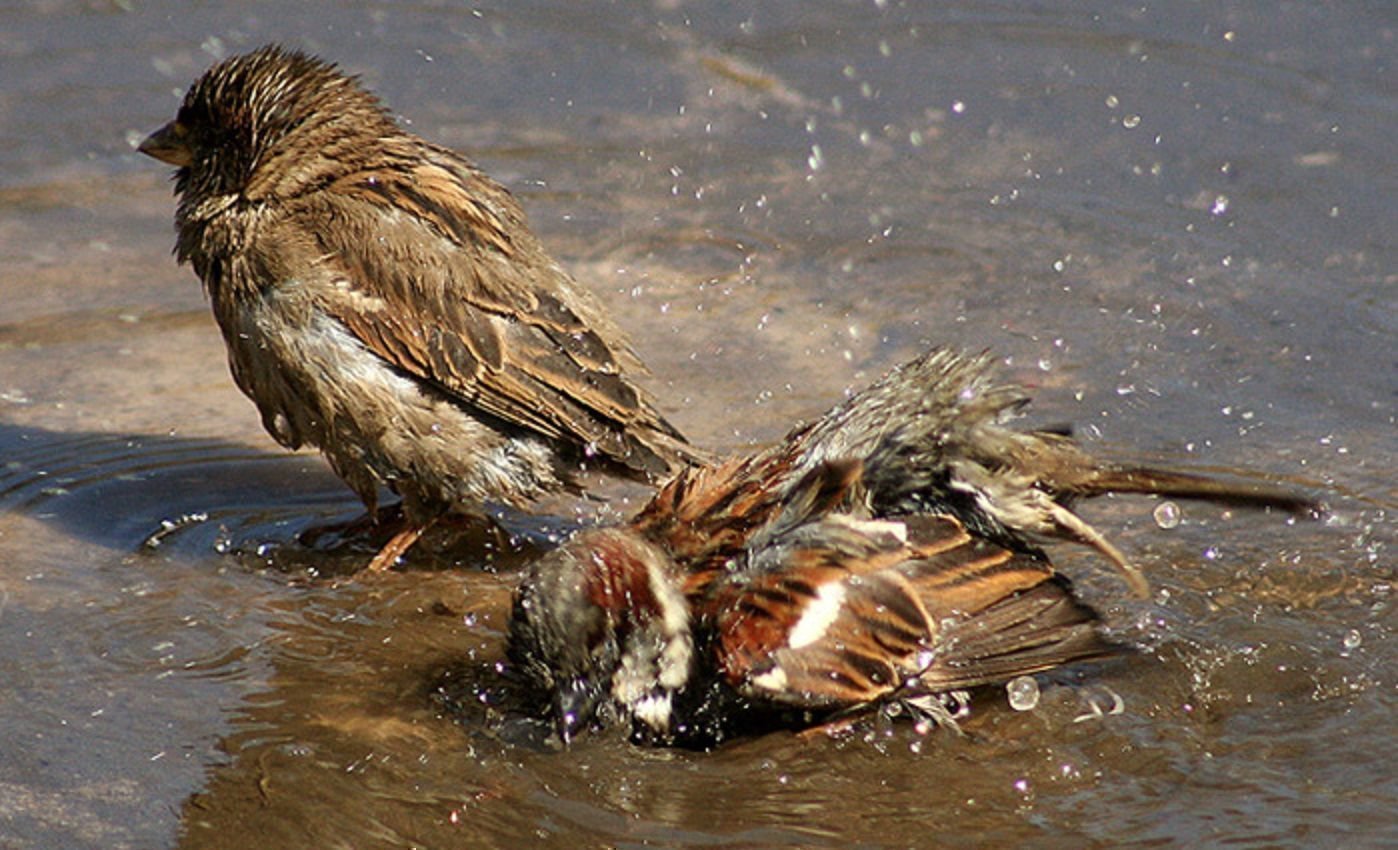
<box><xmin>1</xmin><ymin>2</ymin><xmax>1392</xmax><ymax>848</ymax></box>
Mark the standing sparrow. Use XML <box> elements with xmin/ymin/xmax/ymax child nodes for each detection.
<box><xmin>139</xmin><ymin>45</ymin><xmax>696</xmax><ymax>569</ymax></box>
<box><xmin>508</xmin><ymin>348</ymin><xmax>1314</xmax><ymax>745</ymax></box>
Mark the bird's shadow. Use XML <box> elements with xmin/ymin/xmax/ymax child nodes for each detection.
<box><xmin>0</xmin><ymin>421</ymin><xmax>568</xmax><ymax>575</ymax></box>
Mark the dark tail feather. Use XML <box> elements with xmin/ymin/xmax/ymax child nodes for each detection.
<box><xmin>1073</xmin><ymin>464</ymin><xmax>1320</xmax><ymax>514</ymax></box>
<box><xmin>993</xmin><ymin>440</ymin><xmax>1323</xmax><ymax>597</ymax></box>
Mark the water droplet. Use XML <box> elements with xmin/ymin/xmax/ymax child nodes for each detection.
<box><xmin>1007</xmin><ymin>675</ymin><xmax>1040</xmax><ymax>711</ymax></box>
<box><xmin>1210</xmin><ymin>194</ymin><xmax>1230</xmax><ymax>216</ymax></box>
<box><xmin>1153</xmin><ymin>501</ymin><xmax>1182</xmax><ymax>529</ymax></box>
<box><xmin>1342</xmin><ymin>629</ymin><xmax>1362</xmax><ymax>651</ymax></box>
<box><xmin>951</xmin><ymin>100</ymin><xmax>966</xmax><ymax>114</ymax></box>
<box><xmin>1122</xmin><ymin>114</ymin><xmax>1142</xmax><ymax>129</ymax></box>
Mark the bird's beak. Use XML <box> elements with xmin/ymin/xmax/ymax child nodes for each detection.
<box><xmin>555</xmin><ymin>678</ymin><xmax>603</xmax><ymax>745</ymax></box>
<box><xmin>138</xmin><ymin>120</ymin><xmax>193</xmax><ymax>167</ymax></box>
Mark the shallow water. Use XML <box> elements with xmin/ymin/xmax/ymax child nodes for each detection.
<box><xmin>1</xmin><ymin>2</ymin><xmax>1393</xmax><ymax>848</ymax></box>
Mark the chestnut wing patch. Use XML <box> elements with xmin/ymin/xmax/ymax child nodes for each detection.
<box><xmin>711</xmin><ymin>517</ymin><xmax>932</xmax><ymax>709</ymax></box>
<box><xmin>709</xmin><ymin>513</ymin><xmax>1115</xmax><ymax>711</ymax></box>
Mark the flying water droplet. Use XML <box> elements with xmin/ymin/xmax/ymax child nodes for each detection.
<box><xmin>1153</xmin><ymin>501</ymin><xmax>1182</xmax><ymax>529</ymax></box>
<box><xmin>1007</xmin><ymin>675</ymin><xmax>1040</xmax><ymax>711</ymax></box>
<box><xmin>1342</xmin><ymin>629</ymin><xmax>1362</xmax><ymax>652</ymax></box>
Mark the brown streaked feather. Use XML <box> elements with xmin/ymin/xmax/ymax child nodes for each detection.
<box><xmin>703</xmin><ymin>512</ymin><xmax>1116</xmax><ymax>711</ymax></box>
<box><xmin>916</xmin><ymin>581</ymin><xmax>1111</xmax><ymax>692</ymax></box>
<box><xmin>637</xmin><ymin>455</ymin><xmax>864</xmax><ymax>589</ymax></box>
<box><xmin>262</xmin><ymin>123</ymin><xmax>693</xmax><ymax>472</ymax></box>
<box><xmin>319</xmin><ymin>289</ymin><xmax>599</xmax><ymax>447</ymax></box>
<box><xmin>499</xmin><ymin>318</ymin><xmax>646</xmax><ymax>420</ymax></box>
<box><xmin>705</xmin><ymin>516</ymin><xmax>932</xmax><ymax>707</ymax></box>
<box><xmin>637</xmin><ymin>455</ymin><xmax>790</xmax><ymax>579</ymax></box>
<box><xmin>892</xmin><ymin>515</ymin><xmax>1115</xmax><ymax>692</ymax></box>
<box><xmin>893</xmin><ymin>515</ymin><xmax>1061</xmax><ymax>620</ymax></box>
<box><xmin>717</xmin><ymin>572</ymin><xmax>929</xmax><ymax>708</ymax></box>
<box><xmin>304</xmin><ymin>154</ymin><xmax>695</xmax><ymax>482</ymax></box>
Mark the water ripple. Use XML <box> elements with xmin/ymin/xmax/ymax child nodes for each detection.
<box><xmin>0</xmin><ymin>423</ymin><xmax>356</xmax><ymax>557</ymax></box>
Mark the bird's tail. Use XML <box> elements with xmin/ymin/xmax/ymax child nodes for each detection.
<box><xmin>794</xmin><ymin>347</ymin><xmax>1318</xmax><ymax>597</ymax></box>
<box><xmin>1058</xmin><ymin>462</ymin><xmax>1317</xmax><ymax>512</ymax></box>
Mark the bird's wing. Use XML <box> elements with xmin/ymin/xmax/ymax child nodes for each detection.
<box><xmin>710</xmin><ymin>515</ymin><xmax>932</xmax><ymax>709</ymax></box>
<box><xmin>711</xmin><ymin>514</ymin><xmax>1114</xmax><ymax>710</ymax></box>
<box><xmin>291</xmin><ymin>145</ymin><xmax>689</xmax><ymax>481</ymax></box>
<box><xmin>895</xmin><ymin>514</ymin><xmax>1113</xmax><ymax>692</ymax></box>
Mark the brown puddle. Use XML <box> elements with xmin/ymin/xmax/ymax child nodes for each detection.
<box><xmin>0</xmin><ymin>3</ymin><xmax>1392</xmax><ymax>848</ymax></box>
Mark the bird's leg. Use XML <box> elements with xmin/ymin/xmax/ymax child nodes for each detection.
<box><xmin>794</xmin><ymin>715</ymin><xmax>862</xmax><ymax>741</ymax></box>
<box><xmin>365</xmin><ymin>517</ymin><xmax>434</xmax><ymax>572</ymax></box>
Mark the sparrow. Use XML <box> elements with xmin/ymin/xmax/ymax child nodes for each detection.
<box><xmin>508</xmin><ymin>348</ymin><xmax>1315</xmax><ymax>746</ymax></box>
<box><xmin>138</xmin><ymin>45</ymin><xmax>696</xmax><ymax>570</ymax></box>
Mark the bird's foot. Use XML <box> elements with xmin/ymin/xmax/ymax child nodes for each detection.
<box><xmin>365</xmin><ymin>521</ymin><xmax>430</xmax><ymax>572</ymax></box>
